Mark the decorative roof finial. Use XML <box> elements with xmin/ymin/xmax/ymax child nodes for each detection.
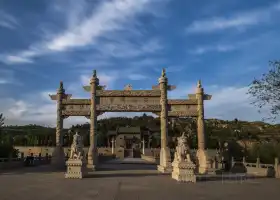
<box><xmin>197</xmin><ymin>80</ymin><xmax>202</xmax><ymax>88</ymax></box>
<box><xmin>161</xmin><ymin>68</ymin><xmax>166</xmax><ymax>77</ymax></box>
<box><xmin>93</xmin><ymin>70</ymin><xmax>97</xmax><ymax>77</ymax></box>
<box><xmin>59</xmin><ymin>81</ymin><xmax>63</xmax><ymax>89</ymax></box>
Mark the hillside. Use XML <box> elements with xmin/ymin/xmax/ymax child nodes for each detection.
<box><xmin>1</xmin><ymin>116</ymin><xmax>280</xmax><ymax>147</ymax></box>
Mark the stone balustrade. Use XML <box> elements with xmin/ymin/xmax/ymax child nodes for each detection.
<box><xmin>231</xmin><ymin>157</ymin><xmax>280</xmax><ymax>178</ymax></box>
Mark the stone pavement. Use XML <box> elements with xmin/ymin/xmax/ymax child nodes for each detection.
<box><xmin>0</xmin><ymin>163</ymin><xmax>280</xmax><ymax>200</ymax></box>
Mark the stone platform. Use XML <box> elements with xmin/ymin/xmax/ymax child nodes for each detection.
<box><xmin>0</xmin><ymin>164</ymin><xmax>280</xmax><ymax>200</ymax></box>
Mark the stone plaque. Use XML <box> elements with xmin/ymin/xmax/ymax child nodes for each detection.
<box><xmin>98</xmin><ymin>104</ymin><xmax>161</xmax><ymax>112</ymax></box>
<box><xmin>168</xmin><ymin>99</ymin><xmax>197</xmax><ymax>105</ymax></box>
<box><xmin>62</xmin><ymin>105</ymin><xmax>90</xmax><ymax>116</ymax></box>
<box><xmin>170</xmin><ymin>104</ymin><xmax>197</xmax><ymax>112</ymax></box>
<box><xmin>62</xmin><ymin>99</ymin><xmax>90</xmax><ymax>105</ymax></box>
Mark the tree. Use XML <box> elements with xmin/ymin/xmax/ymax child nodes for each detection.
<box><xmin>248</xmin><ymin>61</ymin><xmax>280</xmax><ymax>120</ymax></box>
<box><xmin>0</xmin><ymin>113</ymin><xmax>4</xmax><ymax>127</ymax></box>
<box><xmin>0</xmin><ymin>113</ymin><xmax>5</xmax><ymax>143</ymax></box>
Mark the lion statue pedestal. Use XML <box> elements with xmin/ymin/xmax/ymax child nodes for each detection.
<box><xmin>171</xmin><ymin>133</ymin><xmax>197</xmax><ymax>183</ymax></box>
<box><xmin>65</xmin><ymin>132</ymin><xmax>86</xmax><ymax>179</ymax></box>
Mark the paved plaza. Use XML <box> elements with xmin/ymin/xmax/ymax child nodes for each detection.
<box><xmin>1</xmin><ymin>162</ymin><xmax>280</xmax><ymax>200</ymax></box>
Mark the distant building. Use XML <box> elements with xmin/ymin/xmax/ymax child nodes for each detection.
<box><xmin>107</xmin><ymin>126</ymin><xmax>159</xmax><ymax>148</ymax></box>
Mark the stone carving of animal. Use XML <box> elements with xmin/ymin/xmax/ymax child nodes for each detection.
<box><xmin>174</xmin><ymin>132</ymin><xmax>191</xmax><ymax>162</ymax></box>
<box><xmin>69</xmin><ymin>132</ymin><xmax>84</xmax><ymax>160</ymax></box>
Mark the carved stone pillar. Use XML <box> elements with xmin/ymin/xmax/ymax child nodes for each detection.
<box><xmin>195</xmin><ymin>80</ymin><xmax>209</xmax><ymax>174</ymax></box>
<box><xmin>157</xmin><ymin>69</ymin><xmax>172</xmax><ymax>173</ymax></box>
<box><xmin>196</xmin><ymin>80</ymin><xmax>205</xmax><ymax>151</ymax></box>
<box><xmin>51</xmin><ymin>81</ymin><xmax>65</xmax><ymax>169</ymax></box>
<box><xmin>87</xmin><ymin>70</ymin><xmax>98</xmax><ymax>170</ymax></box>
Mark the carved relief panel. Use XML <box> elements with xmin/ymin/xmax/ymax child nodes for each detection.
<box><xmin>61</xmin><ymin>105</ymin><xmax>91</xmax><ymax>116</ymax></box>
<box><xmin>99</xmin><ymin>97</ymin><xmax>160</xmax><ymax>105</ymax></box>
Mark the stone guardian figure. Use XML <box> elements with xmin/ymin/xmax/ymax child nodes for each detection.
<box><xmin>69</xmin><ymin>132</ymin><xmax>84</xmax><ymax>160</ymax></box>
<box><xmin>172</xmin><ymin>132</ymin><xmax>196</xmax><ymax>183</ymax></box>
<box><xmin>65</xmin><ymin>132</ymin><xmax>86</xmax><ymax>179</ymax></box>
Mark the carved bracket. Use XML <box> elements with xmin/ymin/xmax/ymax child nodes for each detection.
<box><xmin>49</xmin><ymin>94</ymin><xmax>72</xmax><ymax>101</ymax></box>
<box><xmin>152</xmin><ymin>112</ymin><xmax>160</xmax><ymax>116</ymax></box>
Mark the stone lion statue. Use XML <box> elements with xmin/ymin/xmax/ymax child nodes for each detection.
<box><xmin>174</xmin><ymin>132</ymin><xmax>191</xmax><ymax>162</ymax></box>
<box><xmin>69</xmin><ymin>132</ymin><xmax>84</xmax><ymax>160</ymax></box>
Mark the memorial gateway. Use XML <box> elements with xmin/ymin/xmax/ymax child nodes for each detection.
<box><xmin>49</xmin><ymin>69</ymin><xmax>212</xmax><ymax>174</ymax></box>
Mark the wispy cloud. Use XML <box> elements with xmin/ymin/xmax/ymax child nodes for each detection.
<box><xmin>0</xmin><ymin>10</ymin><xmax>18</xmax><ymax>29</ymax></box>
<box><xmin>128</xmin><ymin>74</ymin><xmax>148</xmax><ymax>80</ymax></box>
<box><xmin>96</xmin><ymin>38</ymin><xmax>163</xmax><ymax>59</ymax></box>
<box><xmin>188</xmin><ymin>32</ymin><xmax>271</xmax><ymax>55</ymax></box>
<box><xmin>190</xmin><ymin>44</ymin><xmax>236</xmax><ymax>55</ymax></box>
<box><xmin>186</xmin><ymin>2</ymin><xmax>280</xmax><ymax>33</ymax></box>
<box><xmin>0</xmin><ymin>69</ymin><xmax>21</xmax><ymax>85</ymax></box>
<box><xmin>46</xmin><ymin>0</ymin><xmax>150</xmax><ymax>51</ymax></box>
<box><xmin>1</xmin><ymin>0</ymin><xmax>164</xmax><ymax>65</ymax></box>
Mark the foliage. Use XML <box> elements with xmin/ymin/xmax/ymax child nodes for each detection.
<box><xmin>0</xmin><ymin>144</ymin><xmax>19</xmax><ymax>158</ymax></box>
<box><xmin>248</xmin><ymin>61</ymin><xmax>280</xmax><ymax>120</ymax></box>
<box><xmin>247</xmin><ymin>143</ymin><xmax>280</xmax><ymax>164</ymax></box>
<box><xmin>0</xmin><ymin>113</ymin><xmax>4</xmax><ymax>128</ymax></box>
<box><xmin>1</xmin><ymin>114</ymin><xmax>280</xmax><ymax>160</ymax></box>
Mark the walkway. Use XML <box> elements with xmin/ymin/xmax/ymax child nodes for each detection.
<box><xmin>104</xmin><ymin>158</ymin><xmax>156</xmax><ymax>164</ymax></box>
<box><xmin>0</xmin><ymin>164</ymin><xmax>279</xmax><ymax>200</ymax></box>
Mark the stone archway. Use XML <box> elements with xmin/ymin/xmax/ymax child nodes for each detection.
<box><xmin>49</xmin><ymin>69</ymin><xmax>212</xmax><ymax>173</ymax></box>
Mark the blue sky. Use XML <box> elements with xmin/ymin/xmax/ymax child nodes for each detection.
<box><xmin>0</xmin><ymin>0</ymin><xmax>279</xmax><ymax>127</ymax></box>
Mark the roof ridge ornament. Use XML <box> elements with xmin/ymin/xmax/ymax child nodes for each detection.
<box><xmin>124</xmin><ymin>84</ymin><xmax>132</xmax><ymax>90</ymax></box>
<box><xmin>93</xmin><ymin>70</ymin><xmax>97</xmax><ymax>77</ymax></box>
<box><xmin>161</xmin><ymin>68</ymin><xmax>166</xmax><ymax>77</ymax></box>
<box><xmin>59</xmin><ymin>81</ymin><xmax>64</xmax><ymax>90</ymax></box>
<box><xmin>197</xmin><ymin>80</ymin><xmax>202</xmax><ymax>88</ymax></box>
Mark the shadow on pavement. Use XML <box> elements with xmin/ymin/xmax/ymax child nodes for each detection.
<box><xmin>85</xmin><ymin>172</ymin><xmax>168</xmax><ymax>178</ymax></box>
<box><xmin>97</xmin><ymin>163</ymin><xmax>157</xmax><ymax>171</ymax></box>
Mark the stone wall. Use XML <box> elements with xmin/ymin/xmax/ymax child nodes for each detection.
<box><xmin>15</xmin><ymin>146</ymin><xmax>116</xmax><ymax>157</ymax></box>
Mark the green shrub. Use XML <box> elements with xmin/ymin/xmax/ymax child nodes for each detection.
<box><xmin>0</xmin><ymin>144</ymin><xmax>19</xmax><ymax>158</ymax></box>
<box><xmin>248</xmin><ymin>143</ymin><xmax>280</xmax><ymax>164</ymax></box>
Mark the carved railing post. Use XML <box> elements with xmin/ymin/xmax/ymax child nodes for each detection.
<box><xmin>242</xmin><ymin>156</ymin><xmax>246</xmax><ymax>165</ymax></box>
<box><xmin>157</xmin><ymin>69</ymin><xmax>172</xmax><ymax>173</ymax></box>
<box><xmin>51</xmin><ymin>81</ymin><xmax>65</xmax><ymax>169</ymax></box>
<box><xmin>87</xmin><ymin>70</ymin><xmax>99</xmax><ymax>170</ymax></box>
<box><xmin>231</xmin><ymin>157</ymin><xmax>235</xmax><ymax>168</ymax></box>
<box><xmin>256</xmin><ymin>157</ymin><xmax>260</xmax><ymax>168</ymax></box>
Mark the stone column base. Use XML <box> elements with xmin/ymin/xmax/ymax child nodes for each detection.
<box><xmin>51</xmin><ymin>146</ymin><xmax>65</xmax><ymax>169</ymax></box>
<box><xmin>87</xmin><ymin>147</ymin><xmax>98</xmax><ymax>170</ymax></box>
<box><xmin>196</xmin><ymin>149</ymin><xmax>210</xmax><ymax>174</ymax></box>
<box><xmin>172</xmin><ymin>160</ymin><xmax>197</xmax><ymax>183</ymax></box>
<box><xmin>65</xmin><ymin>159</ymin><xmax>86</xmax><ymax>179</ymax></box>
<box><xmin>157</xmin><ymin>147</ymin><xmax>172</xmax><ymax>173</ymax></box>
<box><xmin>275</xmin><ymin>165</ymin><xmax>280</xmax><ymax>178</ymax></box>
